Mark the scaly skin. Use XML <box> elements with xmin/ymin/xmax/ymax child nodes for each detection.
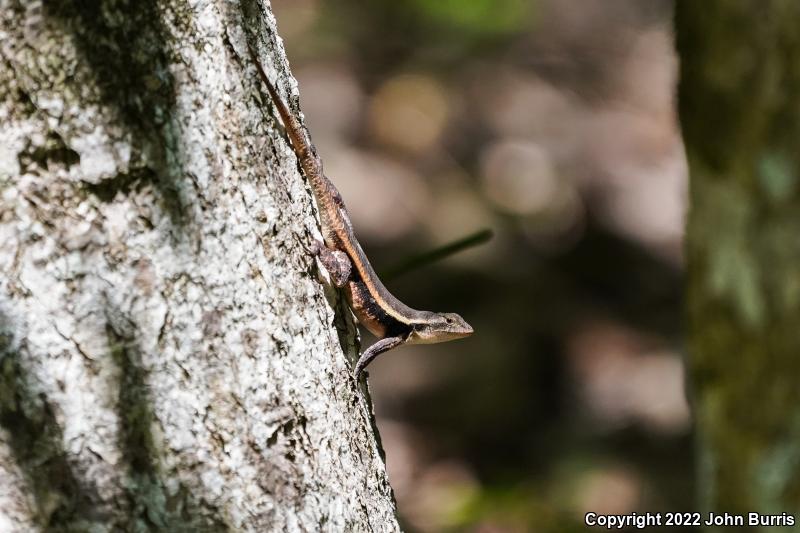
<box><xmin>248</xmin><ymin>44</ymin><xmax>473</xmax><ymax>376</ymax></box>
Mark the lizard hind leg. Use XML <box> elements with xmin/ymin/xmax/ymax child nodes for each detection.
<box><xmin>313</xmin><ymin>240</ymin><xmax>352</xmax><ymax>287</ymax></box>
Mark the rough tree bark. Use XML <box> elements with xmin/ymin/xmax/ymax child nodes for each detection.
<box><xmin>0</xmin><ymin>0</ymin><xmax>398</xmax><ymax>530</ymax></box>
<box><xmin>677</xmin><ymin>1</ymin><xmax>800</xmax><ymax>528</ymax></box>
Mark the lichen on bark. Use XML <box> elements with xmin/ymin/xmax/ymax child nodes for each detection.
<box><xmin>677</xmin><ymin>0</ymin><xmax>800</xmax><ymax>524</ymax></box>
<box><xmin>0</xmin><ymin>0</ymin><xmax>398</xmax><ymax>530</ymax></box>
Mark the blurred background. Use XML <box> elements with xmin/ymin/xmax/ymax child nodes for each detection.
<box><xmin>271</xmin><ymin>0</ymin><xmax>686</xmax><ymax>530</ymax></box>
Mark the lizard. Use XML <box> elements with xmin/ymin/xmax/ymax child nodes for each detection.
<box><xmin>247</xmin><ymin>44</ymin><xmax>473</xmax><ymax>377</ymax></box>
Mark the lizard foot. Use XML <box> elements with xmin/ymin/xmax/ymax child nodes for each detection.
<box><xmin>313</xmin><ymin>241</ymin><xmax>352</xmax><ymax>287</ymax></box>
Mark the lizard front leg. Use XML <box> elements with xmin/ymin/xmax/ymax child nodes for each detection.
<box><xmin>311</xmin><ymin>240</ymin><xmax>352</xmax><ymax>287</ymax></box>
<box><xmin>355</xmin><ymin>335</ymin><xmax>407</xmax><ymax>377</ymax></box>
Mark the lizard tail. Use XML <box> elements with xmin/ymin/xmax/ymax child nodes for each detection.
<box><xmin>247</xmin><ymin>42</ymin><xmax>313</xmax><ymax>161</ymax></box>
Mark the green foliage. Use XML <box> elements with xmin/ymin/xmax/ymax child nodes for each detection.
<box><xmin>409</xmin><ymin>0</ymin><xmax>531</xmax><ymax>35</ymax></box>
<box><xmin>444</xmin><ymin>482</ymin><xmax>583</xmax><ymax>532</ymax></box>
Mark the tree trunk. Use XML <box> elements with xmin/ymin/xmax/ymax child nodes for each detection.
<box><xmin>0</xmin><ymin>0</ymin><xmax>398</xmax><ymax>530</ymax></box>
<box><xmin>677</xmin><ymin>1</ymin><xmax>800</xmax><ymax>527</ymax></box>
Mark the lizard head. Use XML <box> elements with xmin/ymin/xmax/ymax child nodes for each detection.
<box><xmin>409</xmin><ymin>312</ymin><xmax>473</xmax><ymax>344</ymax></box>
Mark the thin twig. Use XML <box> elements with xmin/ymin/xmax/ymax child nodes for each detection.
<box><xmin>381</xmin><ymin>228</ymin><xmax>493</xmax><ymax>280</ymax></box>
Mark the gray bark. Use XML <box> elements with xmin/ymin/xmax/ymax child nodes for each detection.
<box><xmin>0</xmin><ymin>0</ymin><xmax>398</xmax><ymax>531</ymax></box>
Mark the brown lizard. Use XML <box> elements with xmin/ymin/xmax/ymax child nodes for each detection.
<box><xmin>248</xmin><ymin>44</ymin><xmax>473</xmax><ymax>377</ymax></box>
